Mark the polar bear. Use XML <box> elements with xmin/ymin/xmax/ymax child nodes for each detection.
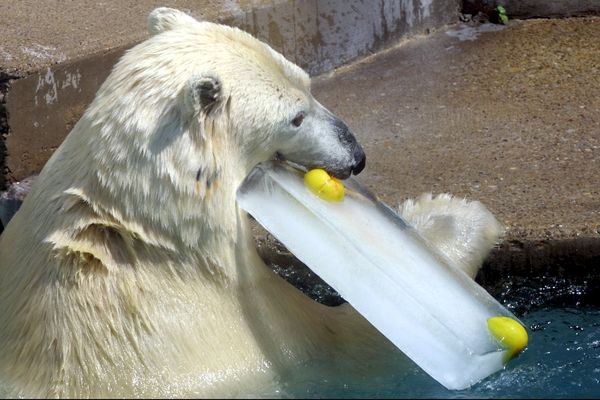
<box><xmin>0</xmin><ymin>8</ymin><xmax>503</xmax><ymax>398</ymax></box>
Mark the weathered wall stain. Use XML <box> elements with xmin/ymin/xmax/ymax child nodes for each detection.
<box><xmin>34</xmin><ymin>67</ymin><xmax>82</xmax><ymax>106</ymax></box>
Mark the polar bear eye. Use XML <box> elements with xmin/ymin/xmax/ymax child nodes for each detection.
<box><xmin>291</xmin><ymin>112</ymin><xmax>305</xmax><ymax>128</ymax></box>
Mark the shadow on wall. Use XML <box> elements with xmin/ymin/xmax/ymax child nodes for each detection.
<box><xmin>1</xmin><ymin>73</ymin><xmax>12</xmax><ymax>196</ymax></box>
<box><xmin>462</xmin><ymin>0</ymin><xmax>600</xmax><ymax>18</ymax></box>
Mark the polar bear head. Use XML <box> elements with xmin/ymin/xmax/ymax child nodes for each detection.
<box><xmin>60</xmin><ymin>7</ymin><xmax>366</xmax><ymax>248</ymax></box>
<box><xmin>86</xmin><ymin>7</ymin><xmax>364</xmax><ymax>189</ymax></box>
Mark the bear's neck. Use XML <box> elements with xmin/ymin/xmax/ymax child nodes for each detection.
<box><xmin>89</xmin><ymin>152</ymin><xmax>258</xmax><ymax>282</ymax></box>
<box><xmin>68</xmin><ymin>112</ymin><xmax>269</xmax><ymax>283</ymax></box>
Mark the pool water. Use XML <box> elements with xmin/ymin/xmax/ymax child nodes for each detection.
<box><xmin>257</xmin><ymin>266</ymin><xmax>600</xmax><ymax>399</ymax></box>
<box><xmin>265</xmin><ymin>306</ymin><xmax>600</xmax><ymax>399</ymax></box>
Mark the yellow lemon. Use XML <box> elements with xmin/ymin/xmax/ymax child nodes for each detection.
<box><xmin>487</xmin><ymin>316</ymin><xmax>528</xmax><ymax>361</ymax></box>
<box><xmin>304</xmin><ymin>169</ymin><xmax>345</xmax><ymax>202</ymax></box>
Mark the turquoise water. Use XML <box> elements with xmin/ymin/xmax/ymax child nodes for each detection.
<box><xmin>272</xmin><ymin>306</ymin><xmax>600</xmax><ymax>398</ymax></box>
<box><xmin>262</xmin><ymin>268</ymin><xmax>600</xmax><ymax>399</ymax></box>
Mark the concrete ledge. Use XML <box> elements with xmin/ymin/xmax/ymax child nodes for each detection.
<box><xmin>0</xmin><ymin>0</ymin><xmax>460</xmax><ymax>185</ymax></box>
<box><xmin>481</xmin><ymin>237</ymin><xmax>600</xmax><ymax>281</ymax></box>
<box><xmin>478</xmin><ymin>237</ymin><xmax>600</xmax><ymax>313</ymax></box>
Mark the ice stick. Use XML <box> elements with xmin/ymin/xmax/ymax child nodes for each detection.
<box><xmin>236</xmin><ymin>161</ymin><xmax>527</xmax><ymax>390</ymax></box>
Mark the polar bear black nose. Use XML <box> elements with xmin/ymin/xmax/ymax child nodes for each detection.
<box><xmin>352</xmin><ymin>146</ymin><xmax>366</xmax><ymax>175</ymax></box>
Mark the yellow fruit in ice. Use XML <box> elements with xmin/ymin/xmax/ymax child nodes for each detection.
<box><xmin>304</xmin><ymin>169</ymin><xmax>345</xmax><ymax>202</ymax></box>
<box><xmin>487</xmin><ymin>316</ymin><xmax>528</xmax><ymax>361</ymax></box>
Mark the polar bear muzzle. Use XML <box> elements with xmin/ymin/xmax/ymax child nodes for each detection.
<box><xmin>331</xmin><ymin>116</ymin><xmax>366</xmax><ymax>176</ymax></box>
<box><xmin>312</xmin><ymin>104</ymin><xmax>366</xmax><ymax>179</ymax></box>
<box><xmin>352</xmin><ymin>146</ymin><xmax>366</xmax><ymax>175</ymax></box>
<box><xmin>277</xmin><ymin>102</ymin><xmax>367</xmax><ymax>180</ymax></box>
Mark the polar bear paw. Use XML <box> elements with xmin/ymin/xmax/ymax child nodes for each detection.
<box><xmin>398</xmin><ymin>193</ymin><xmax>504</xmax><ymax>279</ymax></box>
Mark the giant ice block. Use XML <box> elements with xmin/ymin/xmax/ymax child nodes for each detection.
<box><xmin>236</xmin><ymin>161</ymin><xmax>526</xmax><ymax>390</ymax></box>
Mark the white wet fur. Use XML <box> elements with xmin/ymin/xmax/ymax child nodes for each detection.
<box><xmin>0</xmin><ymin>8</ymin><xmax>503</xmax><ymax>397</ymax></box>
<box><xmin>399</xmin><ymin>193</ymin><xmax>504</xmax><ymax>279</ymax></box>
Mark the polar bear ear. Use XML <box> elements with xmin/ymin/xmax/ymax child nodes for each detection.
<box><xmin>148</xmin><ymin>7</ymin><xmax>200</xmax><ymax>35</ymax></box>
<box><xmin>183</xmin><ymin>74</ymin><xmax>222</xmax><ymax>116</ymax></box>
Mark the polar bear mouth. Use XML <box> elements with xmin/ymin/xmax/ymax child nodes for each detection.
<box><xmin>273</xmin><ymin>153</ymin><xmax>338</xmax><ymax>179</ymax></box>
<box><xmin>273</xmin><ymin>149</ymin><xmax>366</xmax><ymax>180</ymax></box>
<box><xmin>273</xmin><ymin>153</ymin><xmax>308</xmax><ymax>173</ymax></box>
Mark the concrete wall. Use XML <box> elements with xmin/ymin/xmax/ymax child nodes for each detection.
<box><xmin>229</xmin><ymin>0</ymin><xmax>461</xmax><ymax>75</ymax></box>
<box><xmin>0</xmin><ymin>0</ymin><xmax>461</xmax><ymax>187</ymax></box>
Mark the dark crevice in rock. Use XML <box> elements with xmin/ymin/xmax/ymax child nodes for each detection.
<box><xmin>0</xmin><ymin>72</ymin><xmax>16</xmax><ymax>193</ymax></box>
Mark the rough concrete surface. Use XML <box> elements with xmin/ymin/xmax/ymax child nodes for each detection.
<box><xmin>0</xmin><ymin>0</ymin><xmax>254</xmax><ymax>76</ymax></box>
<box><xmin>0</xmin><ymin>0</ymin><xmax>460</xmax><ymax>76</ymax></box>
<box><xmin>312</xmin><ymin>17</ymin><xmax>600</xmax><ymax>244</ymax></box>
